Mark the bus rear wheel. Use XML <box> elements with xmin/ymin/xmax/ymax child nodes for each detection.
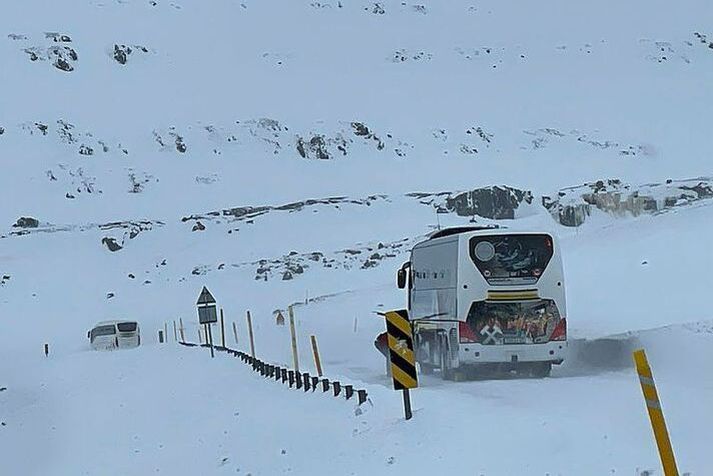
<box><xmin>528</xmin><ymin>362</ymin><xmax>552</xmax><ymax>378</ymax></box>
<box><xmin>419</xmin><ymin>363</ymin><xmax>434</xmax><ymax>375</ymax></box>
<box><xmin>439</xmin><ymin>340</ymin><xmax>454</xmax><ymax>381</ymax></box>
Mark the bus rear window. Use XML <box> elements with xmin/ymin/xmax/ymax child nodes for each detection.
<box><xmin>465</xmin><ymin>299</ymin><xmax>561</xmax><ymax>345</ymax></box>
<box><xmin>469</xmin><ymin>234</ymin><xmax>553</xmax><ymax>285</ymax></box>
<box><xmin>117</xmin><ymin>322</ymin><xmax>137</xmax><ymax>332</ymax></box>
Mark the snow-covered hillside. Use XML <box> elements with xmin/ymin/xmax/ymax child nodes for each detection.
<box><xmin>1</xmin><ymin>1</ymin><xmax>712</xmax><ymax>475</ymax></box>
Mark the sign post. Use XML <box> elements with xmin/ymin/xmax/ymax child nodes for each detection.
<box><xmin>385</xmin><ymin>309</ymin><xmax>418</xmax><ymax>420</ymax></box>
<box><xmin>196</xmin><ymin>286</ymin><xmax>218</xmax><ymax>358</ymax></box>
<box><xmin>289</xmin><ymin>305</ymin><xmax>299</xmax><ymax>372</ymax></box>
<box><xmin>220</xmin><ymin>308</ymin><xmax>226</xmax><ymax>348</ymax></box>
<box><xmin>247</xmin><ymin>310</ymin><xmax>256</xmax><ymax>358</ymax></box>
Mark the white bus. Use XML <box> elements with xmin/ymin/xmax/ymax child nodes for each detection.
<box><xmin>88</xmin><ymin>320</ymin><xmax>141</xmax><ymax>351</ymax></box>
<box><xmin>396</xmin><ymin>226</ymin><xmax>567</xmax><ymax>378</ymax></box>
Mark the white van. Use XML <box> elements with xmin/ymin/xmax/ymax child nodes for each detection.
<box><xmin>88</xmin><ymin>320</ymin><xmax>141</xmax><ymax>350</ymax></box>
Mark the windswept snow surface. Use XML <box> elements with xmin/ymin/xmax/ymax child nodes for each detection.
<box><xmin>1</xmin><ymin>0</ymin><xmax>713</xmax><ymax>474</ymax></box>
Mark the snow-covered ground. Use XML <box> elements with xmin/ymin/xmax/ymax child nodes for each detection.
<box><xmin>1</xmin><ymin>0</ymin><xmax>712</xmax><ymax>474</ymax></box>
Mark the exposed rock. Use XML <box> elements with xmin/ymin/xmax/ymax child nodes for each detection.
<box><xmin>191</xmin><ymin>266</ymin><xmax>208</xmax><ymax>276</ymax></box>
<box><xmin>50</xmin><ymin>46</ymin><xmax>78</xmax><ymax>72</ymax></box>
<box><xmin>45</xmin><ymin>32</ymin><xmax>72</xmax><ymax>43</ymax></box>
<box><xmin>101</xmin><ymin>237</ymin><xmax>123</xmax><ymax>252</ymax></box>
<box><xmin>308</xmin><ymin>252</ymin><xmax>324</xmax><ymax>262</ymax></box>
<box><xmin>24</xmin><ymin>48</ymin><xmax>40</xmax><ymax>61</ymax></box>
<box><xmin>444</xmin><ymin>186</ymin><xmax>533</xmax><ymax>219</ymax></box>
<box><xmin>369</xmin><ymin>3</ymin><xmax>385</xmax><ymax>14</ymax></box>
<box><xmin>175</xmin><ymin>135</ymin><xmax>187</xmax><ymax>153</ymax></box>
<box><xmin>181</xmin><ymin>195</ymin><xmax>386</xmax><ymax>227</ymax></box>
<box><xmin>543</xmin><ymin>177</ymin><xmax>713</xmax><ymax>226</ymax></box>
<box><xmin>13</xmin><ymin>217</ymin><xmax>39</xmax><ymax>228</ymax></box>
<box><xmin>192</xmin><ymin>221</ymin><xmax>206</xmax><ymax>231</ymax></box>
<box><xmin>350</xmin><ymin>122</ymin><xmax>384</xmax><ymax>149</ymax></box>
<box><xmin>232</xmin><ymin>236</ymin><xmax>415</xmax><ymax>281</ymax></box>
<box><xmin>286</xmin><ymin>263</ymin><xmax>304</xmax><ymax>274</ymax></box>
<box><xmin>78</xmin><ymin>144</ymin><xmax>94</xmax><ymax>156</ymax></box>
<box><xmin>113</xmin><ymin>44</ymin><xmax>129</xmax><ymax>64</ymax></box>
<box><xmin>391</xmin><ymin>49</ymin><xmax>433</xmax><ymax>62</ymax></box>
<box><xmin>296</xmin><ymin>134</ymin><xmax>330</xmax><ymax>159</ymax></box>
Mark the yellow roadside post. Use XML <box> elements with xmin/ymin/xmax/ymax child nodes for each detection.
<box><xmin>288</xmin><ymin>305</ymin><xmax>300</xmax><ymax>372</ymax></box>
<box><xmin>633</xmin><ymin>349</ymin><xmax>679</xmax><ymax>476</ymax></box>
<box><xmin>310</xmin><ymin>335</ymin><xmax>323</xmax><ymax>376</ymax></box>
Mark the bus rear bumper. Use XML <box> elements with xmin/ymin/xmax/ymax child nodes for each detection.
<box><xmin>458</xmin><ymin>341</ymin><xmax>567</xmax><ymax>365</ymax></box>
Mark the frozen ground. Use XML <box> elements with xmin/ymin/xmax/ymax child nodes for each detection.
<box><xmin>1</xmin><ymin>0</ymin><xmax>712</xmax><ymax>474</ymax></box>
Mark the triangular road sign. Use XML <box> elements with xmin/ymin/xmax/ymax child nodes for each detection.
<box><xmin>196</xmin><ymin>286</ymin><xmax>216</xmax><ymax>305</ymax></box>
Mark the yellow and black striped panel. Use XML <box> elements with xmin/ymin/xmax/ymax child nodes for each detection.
<box><xmin>385</xmin><ymin>309</ymin><xmax>418</xmax><ymax>390</ymax></box>
<box><xmin>486</xmin><ymin>289</ymin><xmax>539</xmax><ymax>302</ymax></box>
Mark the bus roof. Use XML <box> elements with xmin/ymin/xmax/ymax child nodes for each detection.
<box><xmin>421</xmin><ymin>227</ymin><xmax>555</xmax><ymax>246</ymax></box>
<box><xmin>93</xmin><ymin>320</ymin><xmax>138</xmax><ymax>327</ymax></box>
<box><xmin>428</xmin><ymin>225</ymin><xmax>501</xmax><ymax>240</ymax></box>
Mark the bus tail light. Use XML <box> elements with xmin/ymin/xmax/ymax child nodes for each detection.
<box><xmin>550</xmin><ymin>318</ymin><xmax>567</xmax><ymax>341</ymax></box>
<box><xmin>459</xmin><ymin>321</ymin><xmax>478</xmax><ymax>343</ymax></box>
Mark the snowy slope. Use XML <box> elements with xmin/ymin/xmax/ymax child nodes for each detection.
<box><xmin>1</xmin><ymin>0</ymin><xmax>713</xmax><ymax>475</ymax></box>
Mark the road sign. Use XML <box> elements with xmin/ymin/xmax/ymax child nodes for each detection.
<box><xmin>196</xmin><ymin>286</ymin><xmax>218</xmax><ymax>358</ymax></box>
<box><xmin>385</xmin><ymin>309</ymin><xmax>418</xmax><ymax>420</ymax></box>
<box><xmin>196</xmin><ymin>286</ymin><xmax>217</xmax><ymax>306</ymax></box>
<box><xmin>198</xmin><ymin>305</ymin><xmax>218</xmax><ymax>324</ymax></box>
<box><xmin>385</xmin><ymin>309</ymin><xmax>418</xmax><ymax>390</ymax></box>
<box><xmin>197</xmin><ymin>286</ymin><xmax>218</xmax><ymax>324</ymax></box>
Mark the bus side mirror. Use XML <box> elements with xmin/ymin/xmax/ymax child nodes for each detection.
<box><xmin>397</xmin><ymin>269</ymin><xmax>407</xmax><ymax>289</ymax></box>
<box><xmin>87</xmin><ymin>331</ymin><xmax>90</xmax><ymax>339</ymax></box>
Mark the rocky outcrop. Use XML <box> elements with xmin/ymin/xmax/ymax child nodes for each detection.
<box><xmin>543</xmin><ymin>177</ymin><xmax>713</xmax><ymax>226</ymax></box>
<box><xmin>18</xmin><ymin>33</ymin><xmax>78</xmax><ymax>72</ymax></box>
<box><xmin>408</xmin><ymin>186</ymin><xmax>533</xmax><ymax>220</ymax></box>
<box><xmin>444</xmin><ymin>186</ymin><xmax>533</xmax><ymax>219</ymax></box>
<box><xmin>112</xmin><ymin>44</ymin><xmax>148</xmax><ymax>65</ymax></box>
<box><xmin>181</xmin><ymin>195</ymin><xmax>387</xmax><ymax>228</ymax></box>
<box><xmin>232</xmin><ymin>237</ymin><xmax>414</xmax><ymax>282</ymax></box>
<box><xmin>101</xmin><ymin>237</ymin><xmax>123</xmax><ymax>252</ymax></box>
<box><xmin>13</xmin><ymin>217</ymin><xmax>39</xmax><ymax>228</ymax></box>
